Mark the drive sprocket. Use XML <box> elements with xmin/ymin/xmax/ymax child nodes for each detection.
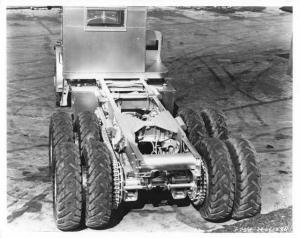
<box><xmin>188</xmin><ymin>160</ymin><xmax>208</xmax><ymax>206</ymax></box>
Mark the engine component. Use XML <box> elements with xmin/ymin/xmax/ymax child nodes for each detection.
<box><xmin>137</xmin><ymin>127</ymin><xmax>172</xmax><ymax>143</ymax></box>
<box><xmin>136</xmin><ymin>126</ymin><xmax>180</xmax><ymax>154</ymax></box>
<box><xmin>171</xmin><ymin>189</ymin><xmax>187</xmax><ymax>200</ymax></box>
<box><xmin>124</xmin><ymin>178</ymin><xmax>140</xmax><ymax>201</ymax></box>
<box><xmin>161</xmin><ymin>139</ymin><xmax>180</xmax><ymax>153</ymax></box>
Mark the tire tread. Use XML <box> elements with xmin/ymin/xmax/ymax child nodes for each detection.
<box><xmin>84</xmin><ymin>138</ymin><xmax>113</xmax><ymax>229</ymax></box>
<box><xmin>77</xmin><ymin>111</ymin><xmax>101</xmax><ymax>154</ymax></box>
<box><xmin>200</xmin><ymin>108</ymin><xmax>229</xmax><ymax>140</ymax></box>
<box><xmin>195</xmin><ymin>138</ymin><xmax>235</xmax><ymax>222</ymax></box>
<box><xmin>225</xmin><ymin>137</ymin><xmax>261</xmax><ymax>220</ymax></box>
<box><xmin>54</xmin><ymin>142</ymin><xmax>82</xmax><ymax>231</ymax></box>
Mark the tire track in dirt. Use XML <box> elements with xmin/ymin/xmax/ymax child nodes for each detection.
<box><xmin>198</xmin><ymin>58</ymin><xmax>226</xmax><ymax>89</ymax></box>
<box><xmin>222</xmin><ymin>67</ymin><xmax>263</xmax><ymax>103</ymax></box>
<box><xmin>8</xmin><ymin>74</ymin><xmax>53</xmax><ymax>83</ymax></box>
<box><xmin>194</xmin><ymin>57</ymin><xmax>266</xmax><ymax>103</ymax></box>
<box><xmin>34</xmin><ymin>18</ymin><xmax>56</xmax><ymax>58</ymax></box>
<box><xmin>7</xmin><ymin>189</ymin><xmax>50</xmax><ymax>223</ymax></box>
<box><xmin>7</xmin><ymin>144</ymin><xmax>48</xmax><ymax>153</ymax></box>
<box><xmin>275</xmin><ymin>126</ymin><xmax>292</xmax><ymax>134</ymax></box>
<box><xmin>10</xmin><ymin>58</ymin><xmax>49</xmax><ymax>66</ymax></box>
<box><xmin>7</xmin><ymin>33</ymin><xmax>60</xmax><ymax>39</ymax></box>
<box><xmin>250</xmin><ymin>106</ymin><xmax>268</xmax><ymax>126</ymax></box>
<box><xmin>36</xmin><ymin>19</ymin><xmax>55</xmax><ymax>35</ymax></box>
<box><xmin>223</xmin><ymin>96</ymin><xmax>292</xmax><ymax>112</ymax></box>
<box><xmin>167</xmin><ymin>9</ymin><xmax>243</xmax><ymax>41</ymax></box>
<box><xmin>249</xmin><ymin>133</ymin><xmax>272</xmax><ymax>141</ymax></box>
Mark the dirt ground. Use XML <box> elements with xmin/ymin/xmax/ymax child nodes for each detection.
<box><xmin>6</xmin><ymin>7</ymin><xmax>292</xmax><ymax>232</ymax></box>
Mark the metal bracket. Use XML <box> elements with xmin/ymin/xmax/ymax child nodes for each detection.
<box><xmin>60</xmin><ymin>80</ymin><xmax>69</xmax><ymax>106</ymax></box>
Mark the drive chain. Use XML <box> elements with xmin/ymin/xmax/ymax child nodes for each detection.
<box><xmin>95</xmin><ymin>109</ymin><xmax>123</xmax><ymax>209</ymax></box>
<box><xmin>112</xmin><ymin>157</ymin><xmax>123</xmax><ymax>209</ymax></box>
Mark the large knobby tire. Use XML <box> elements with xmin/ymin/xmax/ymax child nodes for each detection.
<box><xmin>177</xmin><ymin>108</ymin><xmax>208</xmax><ymax>144</ymax></box>
<box><xmin>49</xmin><ymin>112</ymin><xmax>73</xmax><ymax>174</ymax></box>
<box><xmin>200</xmin><ymin>108</ymin><xmax>229</xmax><ymax>140</ymax></box>
<box><xmin>53</xmin><ymin>142</ymin><xmax>83</xmax><ymax>231</ymax></box>
<box><xmin>77</xmin><ymin>111</ymin><xmax>101</xmax><ymax>155</ymax></box>
<box><xmin>83</xmin><ymin>138</ymin><xmax>113</xmax><ymax>229</ymax></box>
<box><xmin>55</xmin><ymin>92</ymin><xmax>62</xmax><ymax>107</ymax></box>
<box><xmin>225</xmin><ymin>137</ymin><xmax>261</xmax><ymax>220</ymax></box>
<box><xmin>195</xmin><ymin>138</ymin><xmax>235</xmax><ymax>222</ymax></box>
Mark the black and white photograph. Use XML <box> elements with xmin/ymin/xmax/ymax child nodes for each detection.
<box><xmin>3</xmin><ymin>0</ymin><xmax>296</xmax><ymax>234</ymax></box>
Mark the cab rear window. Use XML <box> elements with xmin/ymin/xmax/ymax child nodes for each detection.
<box><xmin>86</xmin><ymin>9</ymin><xmax>125</xmax><ymax>27</ymax></box>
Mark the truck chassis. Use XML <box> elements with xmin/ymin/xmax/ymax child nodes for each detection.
<box><xmin>49</xmin><ymin>6</ymin><xmax>261</xmax><ymax>231</ymax></box>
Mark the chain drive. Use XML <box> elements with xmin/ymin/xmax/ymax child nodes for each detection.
<box><xmin>112</xmin><ymin>155</ymin><xmax>123</xmax><ymax>209</ymax></box>
<box><xmin>189</xmin><ymin>160</ymin><xmax>208</xmax><ymax>206</ymax></box>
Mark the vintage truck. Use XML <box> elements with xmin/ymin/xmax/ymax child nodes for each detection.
<box><xmin>49</xmin><ymin>6</ymin><xmax>261</xmax><ymax>231</ymax></box>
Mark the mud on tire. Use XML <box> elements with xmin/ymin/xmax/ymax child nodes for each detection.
<box><xmin>177</xmin><ymin>108</ymin><xmax>208</xmax><ymax>144</ymax></box>
<box><xmin>53</xmin><ymin>142</ymin><xmax>83</xmax><ymax>231</ymax></box>
<box><xmin>200</xmin><ymin>108</ymin><xmax>229</xmax><ymax>140</ymax></box>
<box><xmin>195</xmin><ymin>138</ymin><xmax>235</xmax><ymax>222</ymax></box>
<box><xmin>225</xmin><ymin>137</ymin><xmax>261</xmax><ymax>220</ymax></box>
<box><xmin>77</xmin><ymin>111</ymin><xmax>101</xmax><ymax>155</ymax></box>
<box><xmin>49</xmin><ymin>112</ymin><xmax>73</xmax><ymax>174</ymax></box>
<box><xmin>83</xmin><ymin>138</ymin><xmax>113</xmax><ymax>229</ymax></box>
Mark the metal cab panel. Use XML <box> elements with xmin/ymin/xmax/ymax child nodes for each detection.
<box><xmin>62</xmin><ymin>7</ymin><xmax>146</xmax><ymax>76</ymax></box>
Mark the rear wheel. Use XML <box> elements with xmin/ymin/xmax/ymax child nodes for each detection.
<box><xmin>49</xmin><ymin>112</ymin><xmax>73</xmax><ymax>175</ymax></box>
<box><xmin>77</xmin><ymin>111</ymin><xmax>101</xmax><ymax>156</ymax></box>
<box><xmin>55</xmin><ymin>93</ymin><xmax>61</xmax><ymax>107</ymax></box>
<box><xmin>53</xmin><ymin>142</ymin><xmax>83</xmax><ymax>231</ymax></box>
<box><xmin>177</xmin><ymin>108</ymin><xmax>208</xmax><ymax>144</ymax></box>
<box><xmin>194</xmin><ymin>138</ymin><xmax>235</xmax><ymax>222</ymax></box>
<box><xmin>225</xmin><ymin>137</ymin><xmax>261</xmax><ymax>220</ymax></box>
<box><xmin>83</xmin><ymin>138</ymin><xmax>113</xmax><ymax>229</ymax></box>
<box><xmin>200</xmin><ymin>108</ymin><xmax>229</xmax><ymax>140</ymax></box>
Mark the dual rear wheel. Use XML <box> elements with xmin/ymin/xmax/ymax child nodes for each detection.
<box><xmin>49</xmin><ymin>107</ymin><xmax>261</xmax><ymax>230</ymax></box>
<box><xmin>178</xmin><ymin>107</ymin><xmax>261</xmax><ymax>222</ymax></box>
<box><xmin>49</xmin><ymin>111</ymin><xmax>114</xmax><ymax>231</ymax></box>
